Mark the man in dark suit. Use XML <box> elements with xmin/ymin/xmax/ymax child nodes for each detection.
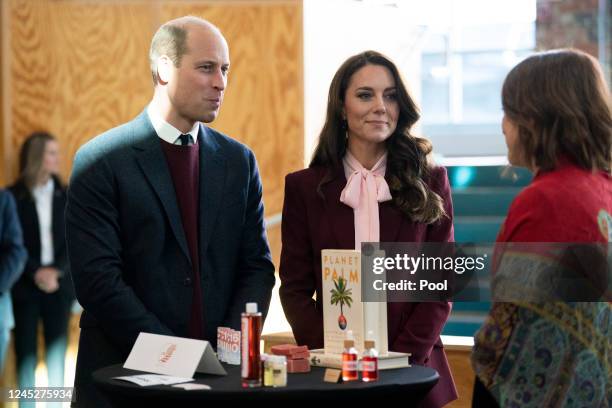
<box><xmin>0</xmin><ymin>189</ymin><xmax>27</xmax><ymax>371</ymax></box>
<box><xmin>66</xmin><ymin>16</ymin><xmax>275</xmax><ymax>407</ymax></box>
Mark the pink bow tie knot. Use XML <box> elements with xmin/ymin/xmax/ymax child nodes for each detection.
<box><xmin>339</xmin><ymin>152</ymin><xmax>392</xmax><ymax>249</ymax></box>
<box><xmin>340</xmin><ymin>170</ymin><xmax>392</xmax><ymax>209</ymax></box>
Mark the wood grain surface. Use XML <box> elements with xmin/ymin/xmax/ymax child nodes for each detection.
<box><xmin>2</xmin><ymin>0</ymin><xmax>304</xmax><ymax>215</ymax></box>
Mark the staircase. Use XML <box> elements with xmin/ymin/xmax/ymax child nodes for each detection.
<box><xmin>443</xmin><ymin>165</ymin><xmax>532</xmax><ymax>336</ymax></box>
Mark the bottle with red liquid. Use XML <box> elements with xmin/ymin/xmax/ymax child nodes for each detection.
<box><xmin>341</xmin><ymin>330</ymin><xmax>358</xmax><ymax>382</ymax></box>
<box><xmin>241</xmin><ymin>302</ymin><xmax>262</xmax><ymax>387</ymax></box>
<box><xmin>361</xmin><ymin>339</ymin><xmax>379</xmax><ymax>382</ymax></box>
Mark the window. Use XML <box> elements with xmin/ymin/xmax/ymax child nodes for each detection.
<box><xmin>419</xmin><ymin>0</ymin><xmax>536</xmax><ymax>156</ymax></box>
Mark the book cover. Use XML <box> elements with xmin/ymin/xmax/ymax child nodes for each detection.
<box><xmin>322</xmin><ymin>249</ymin><xmax>364</xmax><ymax>355</ymax></box>
<box><xmin>321</xmin><ymin>249</ymin><xmax>388</xmax><ymax>356</ymax></box>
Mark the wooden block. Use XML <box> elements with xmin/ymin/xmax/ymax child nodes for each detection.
<box><xmin>262</xmin><ymin>332</ymin><xmax>296</xmax><ymax>354</ymax></box>
<box><xmin>323</xmin><ymin>368</ymin><xmax>342</xmax><ymax>383</ymax></box>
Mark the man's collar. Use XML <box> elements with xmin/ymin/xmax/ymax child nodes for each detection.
<box><xmin>146</xmin><ymin>104</ymin><xmax>199</xmax><ymax>145</ymax></box>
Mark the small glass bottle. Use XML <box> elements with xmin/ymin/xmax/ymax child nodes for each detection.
<box><xmin>241</xmin><ymin>302</ymin><xmax>262</xmax><ymax>387</ymax></box>
<box><xmin>261</xmin><ymin>354</ymin><xmax>272</xmax><ymax>386</ymax></box>
<box><xmin>264</xmin><ymin>355</ymin><xmax>287</xmax><ymax>387</ymax></box>
<box><xmin>341</xmin><ymin>331</ymin><xmax>358</xmax><ymax>382</ymax></box>
<box><xmin>361</xmin><ymin>339</ymin><xmax>379</xmax><ymax>382</ymax></box>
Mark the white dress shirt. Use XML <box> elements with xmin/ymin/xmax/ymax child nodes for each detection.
<box><xmin>31</xmin><ymin>178</ymin><xmax>54</xmax><ymax>265</ymax></box>
<box><xmin>147</xmin><ymin>105</ymin><xmax>199</xmax><ymax>145</ymax></box>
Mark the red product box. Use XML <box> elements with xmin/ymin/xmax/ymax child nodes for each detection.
<box><xmin>270</xmin><ymin>344</ymin><xmax>308</xmax><ymax>356</ymax></box>
<box><xmin>287</xmin><ymin>350</ymin><xmax>310</xmax><ymax>360</ymax></box>
<box><xmin>287</xmin><ymin>358</ymin><xmax>311</xmax><ymax>373</ymax></box>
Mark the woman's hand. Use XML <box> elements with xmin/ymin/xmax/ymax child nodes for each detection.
<box><xmin>34</xmin><ymin>267</ymin><xmax>60</xmax><ymax>293</ymax></box>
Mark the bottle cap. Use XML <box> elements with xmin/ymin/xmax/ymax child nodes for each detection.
<box><xmin>364</xmin><ymin>340</ymin><xmax>375</xmax><ymax>349</ymax></box>
<box><xmin>344</xmin><ymin>339</ymin><xmax>355</xmax><ymax>348</ymax></box>
<box><xmin>267</xmin><ymin>355</ymin><xmax>287</xmax><ymax>363</ymax></box>
<box><xmin>246</xmin><ymin>302</ymin><xmax>258</xmax><ymax>313</ymax></box>
<box><xmin>346</xmin><ymin>330</ymin><xmax>354</xmax><ymax>340</ymax></box>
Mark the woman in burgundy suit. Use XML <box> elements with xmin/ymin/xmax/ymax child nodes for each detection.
<box><xmin>279</xmin><ymin>51</ymin><xmax>457</xmax><ymax>407</ymax></box>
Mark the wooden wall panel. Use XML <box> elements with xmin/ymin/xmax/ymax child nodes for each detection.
<box><xmin>6</xmin><ymin>0</ymin><xmax>156</xmax><ymax>185</ymax></box>
<box><xmin>3</xmin><ymin>0</ymin><xmax>303</xmax><ymax>216</ymax></box>
<box><xmin>159</xmin><ymin>1</ymin><xmax>304</xmax><ymax>214</ymax></box>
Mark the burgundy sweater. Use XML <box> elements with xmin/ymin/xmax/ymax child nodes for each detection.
<box><xmin>160</xmin><ymin>139</ymin><xmax>204</xmax><ymax>339</ymax></box>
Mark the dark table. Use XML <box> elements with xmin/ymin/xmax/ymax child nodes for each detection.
<box><xmin>93</xmin><ymin>363</ymin><xmax>439</xmax><ymax>405</ymax></box>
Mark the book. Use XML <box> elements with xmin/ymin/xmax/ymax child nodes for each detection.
<box><xmin>309</xmin><ymin>349</ymin><xmax>411</xmax><ymax>370</ymax></box>
<box><xmin>321</xmin><ymin>249</ymin><xmax>388</xmax><ymax>355</ymax></box>
<box><xmin>216</xmin><ymin>327</ymin><xmax>240</xmax><ymax>365</ymax></box>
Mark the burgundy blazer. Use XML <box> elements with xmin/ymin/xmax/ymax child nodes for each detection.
<box><xmin>279</xmin><ymin>164</ymin><xmax>458</xmax><ymax>407</ymax></box>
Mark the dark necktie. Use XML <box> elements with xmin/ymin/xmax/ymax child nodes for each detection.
<box><xmin>179</xmin><ymin>134</ymin><xmax>192</xmax><ymax>146</ymax></box>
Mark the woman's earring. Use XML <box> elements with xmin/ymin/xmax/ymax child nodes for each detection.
<box><xmin>343</xmin><ymin>120</ymin><xmax>349</xmax><ymax>141</ymax></box>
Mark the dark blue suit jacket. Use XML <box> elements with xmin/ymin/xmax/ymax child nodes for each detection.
<box><xmin>0</xmin><ymin>189</ymin><xmax>27</xmax><ymax>330</ymax></box>
<box><xmin>66</xmin><ymin>111</ymin><xmax>275</xmax><ymax>406</ymax></box>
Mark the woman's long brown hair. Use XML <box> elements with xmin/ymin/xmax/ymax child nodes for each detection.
<box><xmin>310</xmin><ymin>50</ymin><xmax>446</xmax><ymax>223</ymax></box>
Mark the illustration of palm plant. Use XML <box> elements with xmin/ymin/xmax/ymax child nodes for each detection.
<box><xmin>330</xmin><ymin>276</ymin><xmax>353</xmax><ymax>330</ymax></box>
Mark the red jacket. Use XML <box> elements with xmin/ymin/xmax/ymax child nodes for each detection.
<box><xmin>279</xmin><ymin>164</ymin><xmax>458</xmax><ymax>407</ymax></box>
<box><xmin>497</xmin><ymin>160</ymin><xmax>612</xmax><ymax>243</ymax></box>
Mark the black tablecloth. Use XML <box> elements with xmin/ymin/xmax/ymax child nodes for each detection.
<box><xmin>93</xmin><ymin>363</ymin><xmax>439</xmax><ymax>405</ymax></box>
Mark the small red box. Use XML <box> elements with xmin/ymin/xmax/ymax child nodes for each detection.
<box><xmin>270</xmin><ymin>344</ymin><xmax>308</xmax><ymax>356</ymax></box>
<box><xmin>287</xmin><ymin>350</ymin><xmax>310</xmax><ymax>360</ymax></box>
<box><xmin>287</xmin><ymin>358</ymin><xmax>310</xmax><ymax>373</ymax></box>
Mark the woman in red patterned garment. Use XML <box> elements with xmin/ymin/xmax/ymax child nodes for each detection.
<box><xmin>471</xmin><ymin>49</ymin><xmax>611</xmax><ymax>407</ymax></box>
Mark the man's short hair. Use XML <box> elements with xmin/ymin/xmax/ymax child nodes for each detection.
<box><xmin>149</xmin><ymin>23</ymin><xmax>188</xmax><ymax>85</ymax></box>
